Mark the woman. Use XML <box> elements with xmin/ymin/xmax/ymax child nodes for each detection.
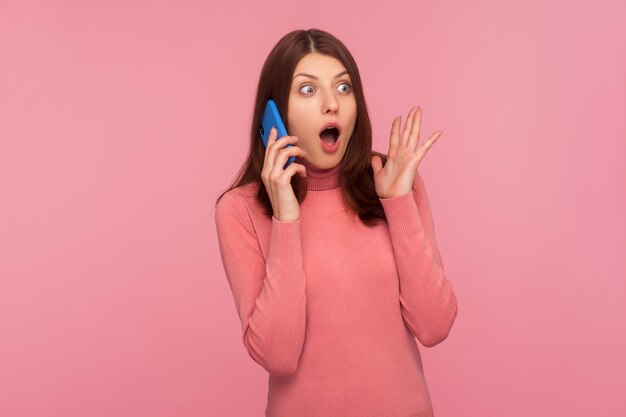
<box><xmin>214</xmin><ymin>28</ymin><xmax>458</xmax><ymax>417</ymax></box>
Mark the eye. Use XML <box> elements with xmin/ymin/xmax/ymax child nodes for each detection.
<box><xmin>338</xmin><ymin>82</ymin><xmax>351</xmax><ymax>93</ymax></box>
<box><xmin>299</xmin><ymin>84</ymin><xmax>315</xmax><ymax>94</ymax></box>
<box><xmin>298</xmin><ymin>82</ymin><xmax>352</xmax><ymax>95</ymax></box>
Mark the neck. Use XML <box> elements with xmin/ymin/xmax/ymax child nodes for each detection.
<box><xmin>295</xmin><ymin>156</ymin><xmax>342</xmax><ymax>191</ymax></box>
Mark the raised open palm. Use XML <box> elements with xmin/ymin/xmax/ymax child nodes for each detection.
<box><xmin>371</xmin><ymin>106</ymin><xmax>443</xmax><ymax>199</ymax></box>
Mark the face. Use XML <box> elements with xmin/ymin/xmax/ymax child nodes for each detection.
<box><xmin>287</xmin><ymin>53</ymin><xmax>357</xmax><ymax>169</ymax></box>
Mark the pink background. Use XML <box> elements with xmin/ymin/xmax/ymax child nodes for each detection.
<box><xmin>1</xmin><ymin>0</ymin><xmax>625</xmax><ymax>416</ymax></box>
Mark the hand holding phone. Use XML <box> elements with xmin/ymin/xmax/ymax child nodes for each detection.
<box><xmin>258</xmin><ymin>99</ymin><xmax>308</xmax><ymax>221</ymax></box>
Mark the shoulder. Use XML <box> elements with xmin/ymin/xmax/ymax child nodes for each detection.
<box><xmin>215</xmin><ymin>182</ymin><xmax>260</xmax><ymax>231</ymax></box>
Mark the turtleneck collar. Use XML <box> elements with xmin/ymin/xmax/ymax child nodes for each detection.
<box><xmin>295</xmin><ymin>156</ymin><xmax>342</xmax><ymax>191</ymax></box>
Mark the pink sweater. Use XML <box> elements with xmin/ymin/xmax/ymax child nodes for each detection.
<box><xmin>215</xmin><ymin>156</ymin><xmax>458</xmax><ymax>417</ymax></box>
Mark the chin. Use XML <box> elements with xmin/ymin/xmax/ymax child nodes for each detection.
<box><xmin>316</xmin><ymin>154</ymin><xmax>345</xmax><ymax>169</ymax></box>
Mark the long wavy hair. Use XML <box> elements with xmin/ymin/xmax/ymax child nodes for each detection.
<box><xmin>215</xmin><ymin>28</ymin><xmax>389</xmax><ymax>226</ymax></box>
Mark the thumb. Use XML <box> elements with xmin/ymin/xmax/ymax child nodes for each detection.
<box><xmin>371</xmin><ymin>155</ymin><xmax>382</xmax><ymax>175</ymax></box>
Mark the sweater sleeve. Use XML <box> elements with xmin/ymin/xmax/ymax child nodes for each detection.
<box><xmin>214</xmin><ymin>192</ymin><xmax>306</xmax><ymax>376</ymax></box>
<box><xmin>378</xmin><ymin>172</ymin><xmax>458</xmax><ymax>347</ymax></box>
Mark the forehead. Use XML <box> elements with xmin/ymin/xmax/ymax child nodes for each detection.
<box><xmin>292</xmin><ymin>53</ymin><xmax>349</xmax><ymax>79</ymax></box>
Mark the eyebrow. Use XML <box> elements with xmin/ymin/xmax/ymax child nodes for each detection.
<box><xmin>293</xmin><ymin>70</ymin><xmax>349</xmax><ymax>80</ymax></box>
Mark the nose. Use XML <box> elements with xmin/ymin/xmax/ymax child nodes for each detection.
<box><xmin>322</xmin><ymin>91</ymin><xmax>338</xmax><ymax>114</ymax></box>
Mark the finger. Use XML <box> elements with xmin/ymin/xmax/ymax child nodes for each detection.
<box><xmin>401</xmin><ymin>106</ymin><xmax>418</xmax><ymax>145</ymax></box>
<box><xmin>416</xmin><ymin>130</ymin><xmax>442</xmax><ymax>161</ymax></box>
<box><xmin>271</xmin><ymin>144</ymin><xmax>306</xmax><ymax>178</ymax></box>
<box><xmin>264</xmin><ymin>126</ymin><xmax>278</xmax><ymax>170</ymax></box>
<box><xmin>390</xmin><ymin>116</ymin><xmax>401</xmax><ymax>148</ymax></box>
<box><xmin>285</xmin><ymin>162</ymin><xmax>307</xmax><ymax>179</ymax></box>
<box><xmin>267</xmin><ymin>135</ymin><xmax>299</xmax><ymax>175</ymax></box>
<box><xmin>296</xmin><ymin>163</ymin><xmax>307</xmax><ymax>178</ymax></box>
<box><xmin>408</xmin><ymin>106</ymin><xmax>422</xmax><ymax>151</ymax></box>
<box><xmin>371</xmin><ymin>154</ymin><xmax>383</xmax><ymax>175</ymax></box>
<box><xmin>423</xmin><ymin>130</ymin><xmax>442</xmax><ymax>150</ymax></box>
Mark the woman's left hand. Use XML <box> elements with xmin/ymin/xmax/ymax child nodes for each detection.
<box><xmin>371</xmin><ymin>105</ymin><xmax>443</xmax><ymax>199</ymax></box>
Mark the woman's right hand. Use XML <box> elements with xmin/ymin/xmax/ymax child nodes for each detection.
<box><xmin>261</xmin><ymin>127</ymin><xmax>308</xmax><ymax>222</ymax></box>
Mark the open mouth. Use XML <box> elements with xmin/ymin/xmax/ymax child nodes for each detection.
<box><xmin>319</xmin><ymin>127</ymin><xmax>340</xmax><ymax>144</ymax></box>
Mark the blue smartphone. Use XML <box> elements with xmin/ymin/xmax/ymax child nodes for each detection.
<box><xmin>259</xmin><ymin>99</ymin><xmax>296</xmax><ymax>169</ymax></box>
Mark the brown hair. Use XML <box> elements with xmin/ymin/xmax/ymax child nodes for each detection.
<box><xmin>215</xmin><ymin>28</ymin><xmax>389</xmax><ymax>226</ymax></box>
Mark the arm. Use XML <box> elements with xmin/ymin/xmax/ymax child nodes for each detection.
<box><xmin>378</xmin><ymin>172</ymin><xmax>458</xmax><ymax>347</ymax></box>
<box><xmin>214</xmin><ymin>193</ymin><xmax>306</xmax><ymax>376</ymax></box>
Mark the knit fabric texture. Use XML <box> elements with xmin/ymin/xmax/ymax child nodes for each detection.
<box><xmin>215</xmin><ymin>155</ymin><xmax>458</xmax><ymax>417</ymax></box>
